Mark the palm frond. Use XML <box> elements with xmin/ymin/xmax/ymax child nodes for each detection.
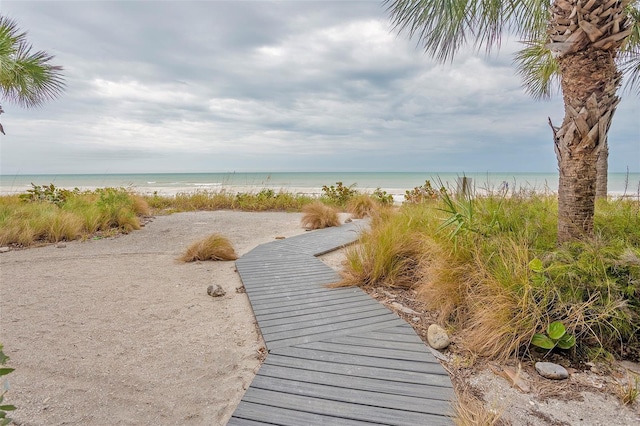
<box><xmin>384</xmin><ymin>0</ymin><xmax>550</xmax><ymax>62</ymax></box>
<box><xmin>620</xmin><ymin>2</ymin><xmax>640</xmax><ymax>95</ymax></box>
<box><xmin>0</xmin><ymin>15</ymin><xmax>65</xmax><ymax>108</ymax></box>
<box><xmin>513</xmin><ymin>39</ymin><xmax>559</xmax><ymax>100</ymax></box>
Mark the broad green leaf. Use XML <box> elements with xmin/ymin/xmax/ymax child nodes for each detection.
<box><xmin>0</xmin><ymin>369</ymin><xmax>13</xmax><ymax>377</ymax></box>
<box><xmin>547</xmin><ymin>321</ymin><xmax>566</xmax><ymax>340</ymax></box>
<box><xmin>531</xmin><ymin>333</ymin><xmax>556</xmax><ymax>349</ymax></box>
<box><xmin>529</xmin><ymin>258</ymin><xmax>544</xmax><ymax>273</ymax></box>
<box><xmin>557</xmin><ymin>333</ymin><xmax>576</xmax><ymax>349</ymax></box>
<box><xmin>0</xmin><ymin>405</ymin><xmax>15</xmax><ymax>411</ymax></box>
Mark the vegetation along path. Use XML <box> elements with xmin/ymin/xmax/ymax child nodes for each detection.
<box><xmin>229</xmin><ymin>220</ymin><xmax>454</xmax><ymax>425</ymax></box>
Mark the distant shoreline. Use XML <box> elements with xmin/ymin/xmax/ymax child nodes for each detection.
<box><xmin>1</xmin><ymin>171</ymin><xmax>639</xmax><ymax>198</ymax></box>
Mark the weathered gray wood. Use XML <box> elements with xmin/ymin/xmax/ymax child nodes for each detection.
<box><xmin>258</xmin><ymin>302</ymin><xmax>386</xmax><ymax>328</ymax></box>
<box><xmin>325</xmin><ymin>335</ymin><xmax>430</xmax><ymax>353</ymax></box>
<box><xmin>264</xmin><ymin>352</ymin><xmax>454</xmax><ymax>388</ymax></box>
<box><xmin>257</xmin><ymin>363</ymin><xmax>453</xmax><ymax>400</ymax></box>
<box><xmin>253</xmin><ymin>292</ymin><xmax>371</xmax><ymax>318</ymax></box>
<box><xmin>230</xmin><ymin>220</ymin><xmax>454</xmax><ymax>425</ymax></box>
<box><xmin>255</xmin><ymin>297</ymin><xmax>375</xmax><ymax>322</ymax></box>
<box><xmin>240</xmin><ymin>387</ymin><xmax>451</xmax><ymax>426</ymax></box>
<box><xmin>267</xmin><ymin>348</ymin><xmax>450</xmax><ymax>379</ymax></box>
<box><xmin>230</xmin><ymin>401</ymin><xmax>376</xmax><ymax>426</ymax></box>
<box><xmin>249</xmin><ymin>374</ymin><xmax>451</xmax><ymax>415</ymax></box>
<box><xmin>263</xmin><ymin>316</ymin><xmax>407</xmax><ymax>349</ymax></box>
<box><xmin>299</xmin><ymin>340</ymin><xmax>439</xmax><ymax>363</ymax></box>
<box><xmin>260</xmin><ymin>304</ymin><xmax>391</xmax><ymax>335</ymax></box>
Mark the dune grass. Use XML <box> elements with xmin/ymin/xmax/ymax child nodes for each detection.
<box><xmin>179</xmin><ymin>233</ymin><xmax>238</xmax><ymax>262</ymax></box>
<box><xmin>339</xmin><ymin>189</ymin><xmax>640</xmax><ymax>362</ymax></box>
<box><xmin>145</xmin><ymin>189</ymin><xmax>315</xmax><ymax>213</ymax></box>
<box><xmin>0</xmin><ymin>187</ymin><xmax>149</xmax><ymax>246</ymax></box>
<box><xmin>301</xmin><ymin>201</ymin><xmax>341</xmax><ymax>230</ymax></box>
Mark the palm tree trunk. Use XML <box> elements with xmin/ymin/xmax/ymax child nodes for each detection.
<box><xmin>596</xmin><ymin>141</ymin><xmax>608</xmax><ymax>199</ymax></box>
<box><xmin>547</xmin><ymin>0</ymin><xmax>630</xmax><ymax>243</ymax></box>
<box><xmin>553</xmin><ymin>48</ymin><xmax>621</xmax><ymax>242</ymax></box>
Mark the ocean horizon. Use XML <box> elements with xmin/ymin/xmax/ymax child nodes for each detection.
<box><xmin>1</xmin><ymin>171</ymin><xmax>639</xmax><ymax>198</ymax></box>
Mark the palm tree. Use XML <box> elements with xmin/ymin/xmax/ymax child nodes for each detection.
<box><xmin>385</xmin><ymin>0</ymin><xmax>639</xmax><ymax>243</ymax></box>
<box><xmin>0</xmin><ymin>15</ymin><xmax>64</xmax><ymax>134</ymax></box>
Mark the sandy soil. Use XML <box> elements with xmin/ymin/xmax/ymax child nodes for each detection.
<box><xmin>2</xmin><ymin>211</ymin><xmax>640</xmax><ymax>426</ymax></box>
<box><xmin>0</xmin><ymin>211</ymin><xmax>311</xmax><ymax>425</ymax></box>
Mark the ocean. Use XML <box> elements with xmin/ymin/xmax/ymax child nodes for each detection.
<box><xmin>1</xmin><ymin>172</ymin><xmax>639</xmax><ymax>199</ymax></box>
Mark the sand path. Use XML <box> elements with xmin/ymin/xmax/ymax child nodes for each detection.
<box><xmin>0</xmin><ymin>211</ymin><xmax>318</xmax><ymax>425</ymax></box>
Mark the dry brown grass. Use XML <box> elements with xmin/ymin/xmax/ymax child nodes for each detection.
<box><xmin>452</xmin><ymin>389</ymin><xmax>503</xmax><ymax>426</ymax></box>
<box><xmin>132</xmin><ymin>195</ymin><xmax>150</xmax><ymax>216</ymax></box>
<box><xmin>616</xmin><ymin>372</ymin><xmax>640</xmax><ymax>406</ymax></box>
<box><xmin>346</xmin><ymin>194</ymin><xmax>378</xmax><ymax>219</ymax></box>
<box><xmin>301</xmin><ymin>201</ymin><xmax>340</xmax><ymax>230</ymax></box>
<box><xmin>179</xmin><ymin>233</ymin><xmax>239</xmax><ymax>262</ymax></box>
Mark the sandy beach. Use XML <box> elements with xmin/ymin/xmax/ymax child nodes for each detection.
<box><xmin>0</xmin><ymin>210</ymin><xmax>343</xmax><ymax>425</ymax></box>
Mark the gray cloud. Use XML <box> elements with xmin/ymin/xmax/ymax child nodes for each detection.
<box><xmin>0</xmin><ymin>0</ymin><xmax>638</xmax><ymax>175</ymax></box>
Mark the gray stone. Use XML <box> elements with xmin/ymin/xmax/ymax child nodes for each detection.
<box><xmin>0</xmin><ymin>247</ymin><xmax>9</xmax><ymax>253</ymax></box>
<box><xmin>427</xmin><ymin>324</ymin><xmax>450</xmax><ymax>350</ymax></box>
<box><xmin>207</xmin><ymin>285</ymin><xmax>226</xmax><ymax>297</ymax></box>
<box><xmin>535</xmin><ymin>362</ymin><xmax>569</xmax><ymax>380</ymax></box>
<box><xmin>391</xmin><ymin>301</ymin><xmax>419</xmax><ymax>316</ymax></box>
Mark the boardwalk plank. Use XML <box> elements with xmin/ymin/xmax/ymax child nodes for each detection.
<box><xmin>259</xmin><ymin>304</ymin><xmax>391</xmax><ymax>335</ymax></box>
<box><xmin>325</xmin><ymin>335</ymin><xmax>430</xmax><ymax>353</ymax></box>
<box><xmin>240</xmin><ymin>387</ymin><xmax>451</xmax><ymax>426</ymax></box>
<box><xmin>251</xmin><ymin>291</ymin><xmax>370</xmax><ymax>317</ymax></box>
<box><xmin>263</xmin><ymin>316</ymin><xmax>405</xmax><ymax>348</ymax></box>
<box><xmin>230</xmin><ymin>401</ymin><xmax>375</xmax><ymax>426</ymax></box>
<box><xmin>255</xmin><ymin>297</ymin><xmax>375</xmax><ymax>322</ymax></box>
<box><xmin>266</xmin><ymin>352</ymin><xmax>452</xmax><ymax>384</ymax></box>
<box><xmin>249</xmin><ymin>374</ymin><xmax>451</xmax><ymax>415</ymax></box>
<box><xmin>258</xmin><ymin>303</ymin><xmax>386</xmax><ymax>328</ymax></box>
<box><xmin>257</xmin><ymin>363</ymin><xmax>453</xmax><ymax>400</ymax></box>
<box><xmin>299</xmin><ymin>340</ymin><xmax>440</xmax><ymax>363</ymax></box>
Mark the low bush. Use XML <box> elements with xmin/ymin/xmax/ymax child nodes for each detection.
<box><xmin>321</xmin><ymin>182</ymin><xmax>358</xmax><ymax>207</ymax></box>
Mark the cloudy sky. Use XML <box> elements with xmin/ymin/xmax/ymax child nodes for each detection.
<box><xmin>0</xmin><ymin>0</ymin><xmax>638</xmax><ymax>175</ymax></box>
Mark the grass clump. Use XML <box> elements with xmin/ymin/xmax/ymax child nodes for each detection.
<box><xmin>346</xmin><ymin>194</ymin><xmax>378</xmax><ymax>219</ymax></box>
<box><xmin>452</xmin><ymin>389</ymin><xmax>502</xmax><ymax>426</ymax></box>
<box><xmin>179</xmin><ymin>234</ymin><xmax>238</xmax><ymax>262</ymax></box>
<box><xmin>0</xmin><ymin>186</ymin><xmax>149</xmax><ymax>246</ymax></box>
<box><xmin>340</xmin><ymin>188</ymin><xmax>640</xmax><ymax>362</ymax></box>
<box><xmin>301</xmin><ymin>201</ymin><xmax>340</xmax><ymax>230</ymax></box>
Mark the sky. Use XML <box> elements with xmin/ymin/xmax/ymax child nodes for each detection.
<box><xmin>0</xmin><ymin>0</ymin><xmax>638</xmax><ymax>175</ymax></box>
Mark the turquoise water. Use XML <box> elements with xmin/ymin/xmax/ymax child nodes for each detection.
<box><xmin>1</xmin><ymin>172</ymin><xmax>639</xmax><ymax>196</ymax></box>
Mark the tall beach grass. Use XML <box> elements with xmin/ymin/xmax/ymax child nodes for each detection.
<box><xmin>339</xmin><ymin>188</ymin><xmax>640</xmax><ymax>361</ymax></box>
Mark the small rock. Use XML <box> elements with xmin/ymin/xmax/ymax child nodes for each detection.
<box><xmin>427</xmin><ymin>324</ymin><xmax>450</xmax><ymax>350</ymax></box>
<box><xmin>391</xmin><ymin>301</ymin><xmax>419</xmax><ymax>316</ymax></box>
<box><xmin>535</xmin><ymin>361</ymin><xmax>569</xmax><ymax>380</ymax></box>
<box><xmin>55</xmin><ymin>243</ymin><xmax>67</xmax><ymax>248</ymax></box>
<box><xmin>207</xmin><ymin>285</ymin><xmax>226</xmax><ymax>297</ymax></box>
<box><xmin>0</xmin><ymin>247</ymin><xmax>9</xmax><ymax>253</ymax></box>
<box><xmin>345</xmin><ymin>218</ymin><xmax>353</xmax><ymax>223</ymax></box>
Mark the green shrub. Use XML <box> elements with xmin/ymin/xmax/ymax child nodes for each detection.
<box><xmin>321</xmin><ymin>182</ymin><xmax>358</xmax><ymax>206</ymax></box>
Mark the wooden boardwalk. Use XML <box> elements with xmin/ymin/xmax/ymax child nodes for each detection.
<box><xmin>229</xmin><ymin>221</ymin><xmax>454</xmax><ymax>425</ymax></box>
